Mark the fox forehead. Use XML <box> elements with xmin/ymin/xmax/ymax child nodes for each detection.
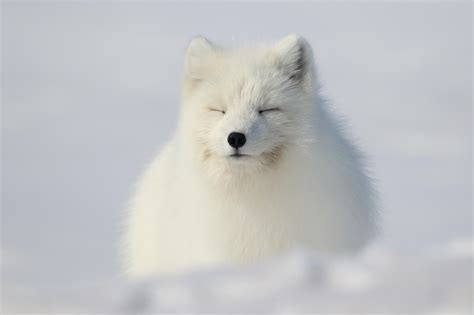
<box><xmin>202</xmin><ymin>60</ymin><xmax>291</xmax><ymax>110</ymax></box>
<box><xmin>219</xmin><ymin>79</ymin><xmax>276</xmax><ymax>110</ymax></box>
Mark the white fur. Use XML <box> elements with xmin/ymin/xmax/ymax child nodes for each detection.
<box><xmin>122</xmin><ymin>35</ymin><xmax>377</xmax><ymax>276</ymax></box>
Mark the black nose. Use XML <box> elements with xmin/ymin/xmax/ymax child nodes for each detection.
<box><xmin>227</xmin><ymin>132</ymin><xmax>246</xmax><ymax>149</ymax></box>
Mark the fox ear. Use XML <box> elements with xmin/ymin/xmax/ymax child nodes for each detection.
<box><xmin>272</xmin><ymin>34</ymin><xmax>312</xmax><ymax>84</ymax></box>
<box><xmin>184</xmin><ymin>36</ymin><xmax>215</xmax><ymax>84</ymax></box>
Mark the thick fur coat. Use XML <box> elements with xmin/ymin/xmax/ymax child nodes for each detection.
<box><xmin>122</xmin><ymin>35</ymin><xmax>377</xmax><ymax>276</ymax></box>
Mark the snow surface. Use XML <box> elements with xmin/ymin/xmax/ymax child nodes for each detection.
<box><xmin>3</xmin><ymin>239</ymin><xmax>472</xmax><ymax>313</ymax></box>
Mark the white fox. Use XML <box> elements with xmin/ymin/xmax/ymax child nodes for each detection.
<box><xmin>122</xmin><ymin>35</ymin><xmax>377</xmax><ymax>276</ymax></box>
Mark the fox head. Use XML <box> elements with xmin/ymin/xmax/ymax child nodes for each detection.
<box><xmin>179</xmin><ymin>35</ymin><xmax>317</xmax><ymax>185</ymax></box>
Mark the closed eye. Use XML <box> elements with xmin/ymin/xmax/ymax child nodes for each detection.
<box><xmin>209</xmin><ymin>108</ymin><xmax>226</xmax><ymax>114</ymax></box>
<box><xmin>258</xmin><ymin>108</ymin><xmax>280</xmax><ymax>114</ymax></box>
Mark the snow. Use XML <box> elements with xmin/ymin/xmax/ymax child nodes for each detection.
<box><xmin>1</xmin><ymin>2</ymin><xmax>472</xmax><ymax>313</ymax></box>
<box><xmin>3</xmin><ymin>239</ymin><xmax>472</xmax><ymax>313</ymax></box>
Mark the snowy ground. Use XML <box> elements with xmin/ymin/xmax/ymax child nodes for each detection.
<box><xmin>4</xmin><ymin>238</ymin><xmax>472</xmax><ymax>313</ymax></box>
<box><xmin>1</xmin><ymin>2</ymin><xmax>472</xmax><ymax>313</ymax></box>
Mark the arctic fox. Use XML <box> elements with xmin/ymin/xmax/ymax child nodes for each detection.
<box><xmin>122</xmin><ymin>35</ymin><xmax>377</xmax><ymax>276</ymax></box>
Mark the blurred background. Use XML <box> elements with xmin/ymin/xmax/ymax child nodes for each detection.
<box><xmin>1</xmin><ymin>1</ymin><xmax>472</xmax><ymax>313</ymax></box>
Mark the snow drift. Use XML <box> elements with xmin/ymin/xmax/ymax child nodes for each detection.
<box><xmin>3</xmin><ymin>238</ymin><xmax>472</xmax><ymax>314</ymax></box>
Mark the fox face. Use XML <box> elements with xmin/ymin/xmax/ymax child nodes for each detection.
<box><xmin>180</xmin><ymin>35</ymin><xmax>316</xmax><ymax>184</ymax></box>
